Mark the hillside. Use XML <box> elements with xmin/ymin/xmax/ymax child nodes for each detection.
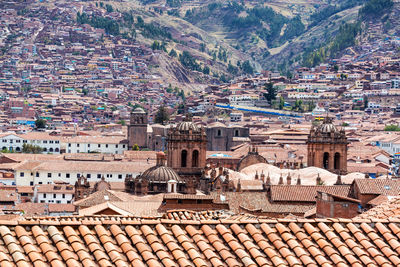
<box><xmin>31</xmin><ymin>0</ymin><xmax>399</xmax><ymax>85</ymax></box>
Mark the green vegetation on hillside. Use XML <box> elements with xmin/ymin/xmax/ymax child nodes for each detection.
<box><xmin>309</xmin><ymin>0</ymin><xmax>365</xmax><ymax>27</ymax></box>
<box><xmin>302</xmin><ymin>22</ymin><xmax>361</xmax><ymax>67</ymax></box>
<box><xmin>184</xmin><ymin>3</ymin><xmax>305</xmax><ymax>48</ymax></box>
<box><xmin>359</xmin><ymin>0</ymin><xmax>393</xmax><ymax>18</ymax></box>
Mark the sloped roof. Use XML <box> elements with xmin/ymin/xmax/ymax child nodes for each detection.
<box><xmin>0</xmin><ymin>216</ymin><xmax>399</xmax><ymax>266</ymax></box>
<box><xmin>270</xmin><ymin>185</ymin><xmax>351</xmax><ymax>202</ymax></box>
<box><xmin>354</xmin><ymin>178</ymin><xmax>400</xmax><ymax>195</ymax></box>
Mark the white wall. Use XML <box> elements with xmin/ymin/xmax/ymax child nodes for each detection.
<box><xmin>65</xmin><ymin>142</ymin><xmax>127</xmax><ymax>154</ymax></box>
<box><xmin>37</xmin><ymin>192</ymin><xmax>73</xmax><ymax>204</ymax></box>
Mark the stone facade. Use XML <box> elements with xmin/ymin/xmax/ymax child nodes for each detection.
<box><xmin>307</xmin><ymin>118</ymin><xmax>348</xmax><ymax>174</ymax></box>
<box><xmin>127</xmin><ymin>107</ymin><xmax>148</xmax><ymax>149</ymax></box>
<box><xmin>206</xmin><ymin>123</ymin><xmax>250</xmax><ymax>151</ymax></box>
<box><xmin>167</xmin><ymin>121</ymin><xmax>207</xmax><ymax>179</ymax></box>
<box><xmin>237</xmin><ymin>146</ymin><xmax>268</xmax><ymax>171</ymax></box>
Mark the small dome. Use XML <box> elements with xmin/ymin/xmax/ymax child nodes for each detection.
<box><xmin>140</xmin><ymin>165</ymin><xmax>183</xmax><ymax>182</ymax></box>
<box><xmin>132</xmin><ymin>107</ymin><xmax>146</xmax><ymax>114</ymax></box>
<box><xmin>176</xmin><ymin>121</ymin><xmax>200</xmax><ymax>132</ymax></box>
<box><xmin>315</xmin><ymin>118</ymin><xmax>338</xmax><ymax>134</ymax></box>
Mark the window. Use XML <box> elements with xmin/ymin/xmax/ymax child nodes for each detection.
<box><xmin>87</xmin><ymin>174</ymin><xmax>91</xmax><ymax>179</ymax></box>
<box><xmin>88</xmin><ymin>144</ymin><xmax>90</xmax><ymax>147</ymax></box>
<box><xmin>50</xmin><ymin>141</ymin><xmax>54</xmax><ymax>144</ymax></box>
<box><xmin>20</xmin><ymin>172</ymin><xmax>24</xmax><ymax>177</ymax></box>
<box><xmin>217</xmin><ymin>129</ymin><xmax>222</xmax><ymax>136</ymax></box>
<box><xmin>62</xmin><ymin>194</ymin><xmax>65</xmax><ymax>199</ymax></box>
<box><xmin>56</xmin><ymin>200</ymin><xmax>61</xmax><ymax>204</ymax></box>
<box><xmin>23</xmin><ymin>140</ymin><xmax>27</xmax><ymax>143</ymax></box>
<box><xmin>98</xmin><ymin>144</ymin><xmax>101</xmax><ymax>148</ymax></box>
<box><xmin>123</xmin><ymin>145</ymin><xmax>126</xmax><ymax>148</ymax></box>
<box><xmin>106</xmin><ymin>144</ymin><xmax>108</xmax><ymax>148</ymax></box>
<box><xmin>47</xmin><ymin>173</ymin><xmax>52</xmax><ymax>178</ymax></box>
<box><xmin>55</xmin><ymin>141</ymin><xmax>59</xmax><ymax>144</ymax></box>
<box><xmin>53</xmin><ymin>194</ymin><xmax>56</xmax><ymax>198</ymax></box>
<box><xmin>36</xmin><ymin>173</ymin><xmax>39</xmax><ymax>177</ymax></box>
<box><xmin>16</xmin><ymin>140</ymin><xmax>20</xmax><ymax>143</ymax></box>
<box><xmin>40</xmin><ymin>200</ymin><xmax>45</xmax><ymax>203</ymax></box>
<box><xmin>342</xmin><ymin>203</ymin><xmax>349</xmax><ymax>208</ymax></box>
<box><xmin>97</xmin><ymin>174</ymin><xmax>101</xmax><ymax>179</ymax></box>
<box><xmin>58</xmin><ymin>173</ymin><xmax>61</xmax><ymax>177</ymax></box>
<box><xmin>77</xmin><ymin>144</ymin><xmax>80</xmax><ymax>147</ymax></box>
<box><xmin>43</xmin><ymin>140</ymin><xmax>47</xmax><ymax>144</ymax></box>
<box><xmin>77</xmin><ymin>174</ymin><xmax>80</xmax><ymax>178</ymax></box>
<box><xmin>68</xmin><ymin>143</ymin><xmax>71</xmax><ymax>147</ymax></box>
<box><xmin>118</xmin><ymin>174</ymin><xmax>122</xmax><ymax>179</ymax></box>
<box><xmin>38</xmin><ymin>182</ymin><xmax>42</xmax><ymax>185</ymax></box>
<box><xmin>43</xmin><ymin>194</ymin><xmax>46</xmax><ymax>198</ymax></box>
<box><xmin>30</xmin><ymin>181</ymin><xmax>33</xmax><ymax>186</ymax></box>
<box><xmin>66</xmin><ymin>173</ymin><xmax>70</xmax><ymax>178</ymax></box>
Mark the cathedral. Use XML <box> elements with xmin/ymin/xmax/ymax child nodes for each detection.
<box><xmin>125</xmin><ymin>119</ymin><xmax>207</xmax><ymax>195</ymax></box>
<box><xmin>307</xmin><ymin>117</ymin><xmax>348</xmax><ymax>174</ymax></box>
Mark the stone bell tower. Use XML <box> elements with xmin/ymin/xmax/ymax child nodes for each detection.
<box><xmin>167</xmin><ymin>121</ymin><xmax>207</xmax><ymax>179</ymax></box>
<box><xmin>127</xmin><ymin>107</ymin><xmax>148</xmax><ymax>149</ymax></box>
<box><xmin>307</xmin><ymin>117</ymin><xmax>348</xmax><ymax>174</ymax></box>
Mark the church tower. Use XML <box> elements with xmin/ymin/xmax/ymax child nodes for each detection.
<box><xmin>307</xmin><ymin>117</ymin><xmax>348</xmax><ymax>174</ymax></box>
<box><xmin>167</xmin><ymin>121</ymin><xmax>207</xmax><ymax>179</ymax></box>
<box><xmin>127</xmin><ymin>107</ymin><xmax>148</xmax><ymax>149</ymax></box>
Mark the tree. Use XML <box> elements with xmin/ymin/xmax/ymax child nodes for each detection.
<box><xmin>155</xmin><ymin>106</ymin><xmax>169</xmax><ymax>125</ymax></box>
<box><xmin>263</xmin><ymin>82</ymin><xmax>277</xmax><ymax>104</ymax></box>
<box><xmin>117</xmin><ymin>120</ymin><xmax>126</xmax><ymax>126</ymax></box>
<box><xmin>384</xmin><ymin>125</ymin><xmax>400</xmax><ymax>131</ymax></box>
<box><xmin>22</xmin><ymin>144</ymin><xmax>43</xmax><ymax>154</ymax></box>
<box><xmin>132</xmin><ymin>144</ymin><xmax>140</xmax><ymax>151</ymax></box>
<box><xmin>363</xmin><ymin>95</ymin><xmax>369</xmax><ymax>110</ymax></box>
<box><xmin>169</xmin><ymin>49</ymin><xmax>177</xmax><ymax>57</ymax></box>
<box><xmin>35</xmin><ymin>119</ymin><xmax>46</xmax><ymax>129</ymax></box>
<box><xmin>279</xmin><ymin>96</ymin><xmax>285</xmax><ymax>110</ymax></box>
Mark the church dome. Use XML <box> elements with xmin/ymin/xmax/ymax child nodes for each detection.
<box><xmin>315</xmin><ymin>118</ymin><xmax>338</xmax><ymax>134</ymax></box>
<box><xmin>132</xmin><ymin>107</ymin><xmax>146</xmax><ymax>114</ymax></box>
<box><xmin>176</xmin><ymin>121</ymin><xmax>200</xmax><ymax>132</ymax></box>
<box><xmin>140</xmin><ymin>165</ymin><xmax>182</xmax><ymax>182</ymax></box>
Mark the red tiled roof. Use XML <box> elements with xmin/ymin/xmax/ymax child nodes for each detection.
<box><xmin>354</xmin><ymin>179</ymin><xmax>400</xmax><ymax>195</ymax></box>
<box><xmin>0</xmin><ymin>216</ymin><xmax>398</xmax><ymax>266</ymax></box>
<box><xmin>270</xmin><ymin>185</ymin><xmax>351</xmax><ymax>202</ymax></box>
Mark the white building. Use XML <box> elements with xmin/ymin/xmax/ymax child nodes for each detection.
<box><xmin>14</xmin><ymin>160</ymin><xmax>151</xmax><ymax>186</ymax></box>
<box><xmin>63</xmin><ymin>136</ymin><xmax>128</xmax><ymax>154</ymax></box>
<box><xmin>35</xmin><ymin>183</ymin><xmax>74</xmax><ymax>204</ymax></box>
<box><xmin>0</xmin><ymin>132</ymin><xmax>61</xmax><ymax>153</ymax></box>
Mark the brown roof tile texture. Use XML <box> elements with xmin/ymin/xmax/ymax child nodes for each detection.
<box><xmin>0</xmin><ymin>217</ymin><xmax>399</xmax><ymax>265</ymax></box>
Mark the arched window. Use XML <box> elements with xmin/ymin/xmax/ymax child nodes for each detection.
<box><xmin>334</xmin><ymin>152</ymin><xmax>340</xmax><ymax>170</ymax></box>
<box><xmin>234</xmin><ymin>130</ymin><xmax>239</xmax><ymax>137</ymax></box>
<box><xmin>43</xmin><ymin>148</ymin><xmax>47</xmax><ymax>152</ymax></box>
<box><xmin>323</xmin><ymin>152</ymin><xmax>329</xmax><ymax>169</ymax></box>
<box><xmin>192</xmin><ymin>150</ymin><xmax>199</xmax><ymax>167</ymax></box>
<box><xmin>49</xmin><ymin>148</ymin><xmax>54</xmax><ymax>152</ymax></box>
<box><xmin>181</xmin><ymin>150</ymin><xmax>187</xmax><ymax>167</ymax></box>
<box><xmin>15</xmin><ymin>147</ymin><xmax>21</xmax><ymax>152</ymax></box>
<box><xmin>55</xmin><ymin>148</ymin><xmax>59</xmax><ymax>152</ymax></box>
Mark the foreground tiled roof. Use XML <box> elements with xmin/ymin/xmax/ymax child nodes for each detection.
<box><xmin>1</xmin><ymin>216</ymin><xmax>400</xmax><ymax>266</ymax></box>
<box><xmin>358</xmin><ymin>196</ymin><xmax>400</xmax><ymax>220</ymax></box>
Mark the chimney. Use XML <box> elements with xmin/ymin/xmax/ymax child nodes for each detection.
<box><xmin>335</xmin><ymin>175</ymin><xmax>342</xmax><ymax>185</ymax></box>
<box><xmin>278</xmin><ymin>174</ymin><xmax>284</xmax><ymax>185</ymax></box>
<box><xmin>316</xmin><ymin>173</ymin><xmax>322</xmax><ymax>185</ymax></box>
<box><xmin>297</xmin><ymin>175</ymin><xmax>301</xmax><ymax>185</ymax></box>
<box><xmin>255</xmin><ymin>171</ymin><xmax>259</xmax><ymax>180</ymax></box>
<box><xmin>287</xmin><ymin>173</ymin><xmax>292</xmax><ymax>185</ymax></box>
<box><xmin>156</xmin><ymin>151</ymin><xmax>166</xmax><ymax>166</ymax></box>
<box><xmin>266</xmin><ymin>173</ymin><xmax>271</xmax><ymax>186</ymax></box>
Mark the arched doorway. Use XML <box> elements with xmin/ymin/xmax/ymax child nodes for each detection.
<box><xmin>192</xmin><ymin>150</ymin><xmax>199</xmax><ymax>167</ymax></box>
<box><xmin>323</xmin><ymin>152</ymin><xmax>329</xmax><ymax>169</ymax></box>
<box><xmin>15</xmin><ymin>147</ymin><xmax>21</xmax><ymax>152</ymax></box>
<box><xmin>181</xmin><ymin>150</ymin><xmax>187</xmax><ymax>167</ymax></box>
<box><xmin>334</xmin><ymin>152</ymin><xmax>340</xmax><ymax>170</ymax></box>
